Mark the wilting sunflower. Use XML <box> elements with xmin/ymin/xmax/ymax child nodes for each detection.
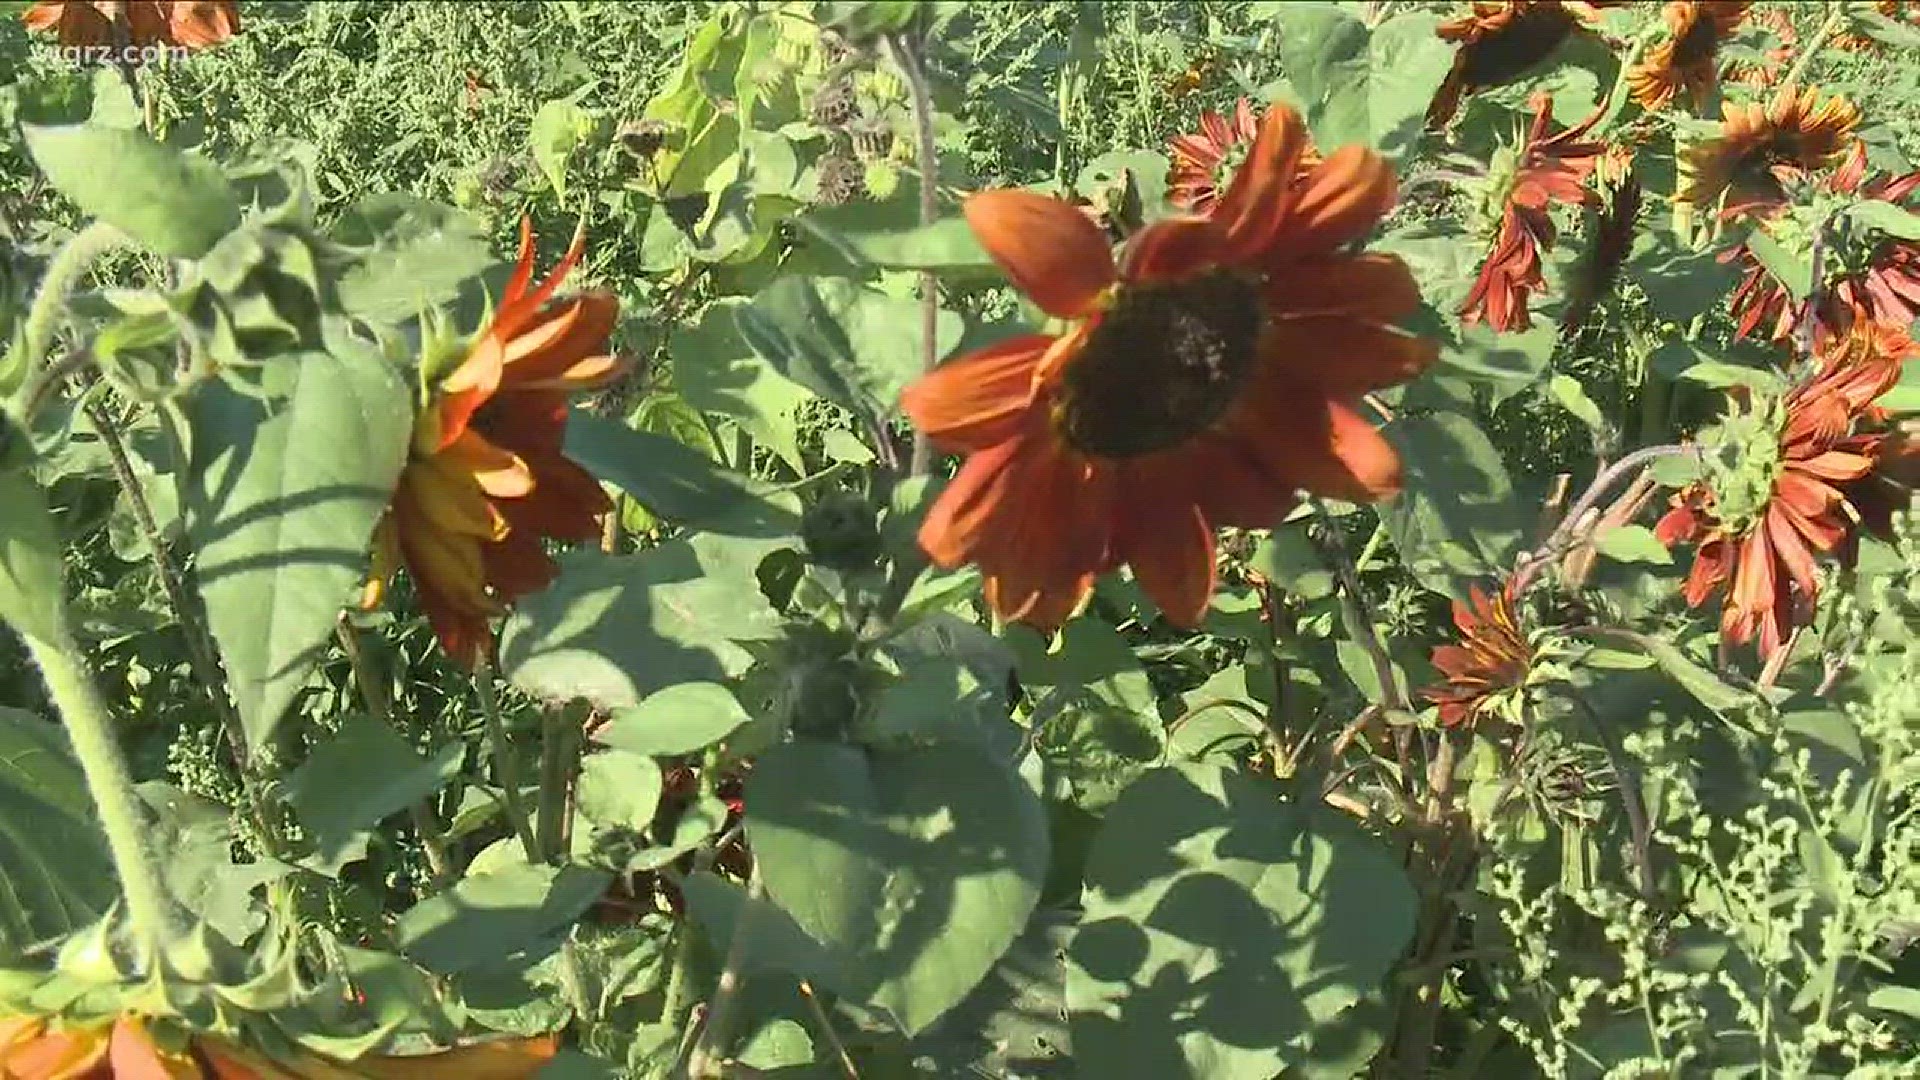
<box><xmin>1168</xmin><ymin>99</ymin><xmax>1322</xmax><ymax>217</ymax></box>
<box><xmin>1677</xmin><ymin>84</ymin><xmax>1860</xmax><ymax>216</ymax></box>
<box><xmin>1426</xmin><ymin>580</ymin><xmax>1535</xmax><ymax>729</ymax></box>
<box><xmin>1834</xmin><ymin>0</ymin><xmax>1920</xmax><ymax>51</ymax></box>
<box><xmin>22</xmin><ymin>0</ymin><xmax>238</xmax><ymax>51</ymax></box>
<box><xmin>1656</xmin><ymin>358</ymin><xmax>1901</xmax><ymax>658</ymax></box>
<box><xmin>1461</xmin><ymin>93</ymin><xmax>1606</xmax><ymax>331</ymax></box>
<box><xmin>1727</xmin><ymin>144</ymin><xmax>1920</xmax><ymax>345</ymax></box>
<box><xmin>1425</xmin><ymin>1</ymin><xmax>1623</xmax><ymax>129</ymax></box>
<box><xmin>1627</xmin><ymin>1</ymin><xmax>1751</xmax><ymax>112</ymax></box>
<box><xmin>363</xmin><ymin>219</ymin><xmax>626</xmax><ymax>668</ymax></box>
<box><xmin>902</xmin><ymin>106</ymin><xmax>1435</xmax><ymax>629</ymax></box>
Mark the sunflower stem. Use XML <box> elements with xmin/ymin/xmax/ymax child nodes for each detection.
<box><xmin>685</xmin><ymin>867</ymin><xmax>768</xmax><ymax>1079</ymax></box>
<box><xmin>25</xmin><ymin>620</ymin><xmax>180</xmax><ymax>958</ymax></box>
<box><xmin>337</xmin><ymin>620</ymin><xmax>455</xmax><ymax>887</ymax></box>
<box><xmin>1783</xmin><ymin>4</ymin><xmax>1848</xmax><ymax>92</ymax></box>
<box><xmin>884</xmin><ymin>29</ymin><xmax>941</xmax><ymax>479</ymax></box>
<box><xmin>12</xmin><ymin>222</ymin><xmax>129</xmax><ymax>416</ymax></box>
<box><xmin>478</xmin><ymin>663</ymin><xmax>542</xmax><ymax>863</ymax></box>
<box><xmin>1514</xmin><ymin>443</ymin><xmax>1699</xmax><ymax>591</ymax></box>
<box><xmin>536</xmin><ymin>703</ymin><xmax>583</xmax><ymax>863</ymax></box>
<box><xmin>1308</xmin><ymin>500</ymin><xmax>1412</xmax><ymax>714</ymax></box>
<box><xmin>1570</xmin><ymin>692</ymin><xmax>1658</xmax><ymax>902</ymax></box>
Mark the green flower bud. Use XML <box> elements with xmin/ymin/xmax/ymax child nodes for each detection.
<box><xmin>802</xmin><ymin>489</ymin><xmax>883</xmax><ymax>570</ymax></box>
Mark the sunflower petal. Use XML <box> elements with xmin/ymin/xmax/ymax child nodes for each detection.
<box><xmin>901</xmin><ymin>335</ymin><xmax>1051</xmax><ymax>452</ymax></box>
<box><xmin>964</xmin><ymin>191</ymin><xmax>1115</xmax><ymax>318</ymax></box>
<box><xmin>1284</xmin><ymin>145</ymin><xmax>1398</xmax><ymax>255</ymax></box>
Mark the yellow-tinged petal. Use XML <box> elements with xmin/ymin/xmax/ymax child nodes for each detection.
<box><xmin>439</xmin><ymin>430</ymin><xmax>535</xmax><ymax>499</ymax></box>
<box><xmin>406</xmin><ymin>456</ymin><xmax>513</xmax><ymax>540</ymax></box>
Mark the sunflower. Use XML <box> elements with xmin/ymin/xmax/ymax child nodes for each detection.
<box><xmin>1655</xmin><ymin>358</ymin><xmax>1901</xmax><ymax>658</ymax></box>
<box><xmin>1677</xmin><ymin>84</ymin><xmax>1860</xmax><ymax>216</ymax></box>
<box><xmin>1425</xmin><ymin>580</ymin><xmax>1535</xmax><ymax>728</ymax></box>
<box><xmin>1627</xmin><ymin>1</ymin><xmax>1751</xmax><ymax>112</ymax></box>
<box><xmin>901</xmin><ymin>105</ymin><xmax>1435</xmax><ymax>630</ymax></box>
<box><xmin>1461</xmin><ymin>93</ymin><xmax>1607</xmax><ymax>331</ymax></box>
<box><xmin>1835</xmin><ymin>1</ymin><xmax>1920</xmax><ymax>52</ymax></box>
<box><xmin>21</xmin><ymin>0</ymin><xmax>238</xmax><ymax>51</ymax></box>
<box><xmin>1425</xmin><ymin>1</ymin><xmax>1623</xmax><ymax>129</ymax></box>
<box><xmin>1727</xmin><ymin>143</ymin><xmax>1920</xmax><ymax>345</ymax></box>
<box><xmin>1168</xmin><ymin>99</ymin><xmax>1323</xmax><ymax>217</ymax></box>
<box><xmin>0</xmin><ymin>1011</ymin><xmax>556</xmax><ymax>1078</ymax></box>
<box><xmin>363</xmin><ymin>218</ymin><xmax>626</xmax><ymax>668</ymax></box>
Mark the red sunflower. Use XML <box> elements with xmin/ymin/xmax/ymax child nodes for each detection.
<box><xmin>1677</xmin><ymin>84</ymin><xmax>1860</xmax><ymax>218</ymax></box>
<box><xmin>1727</xmin><ymin>143</ymin><xmax>1920</xmax><ymax>345</ymax></box>
<box><xmin>22</xmin><ymin>0</ymin><xmax>238</xmax><ymax>52</ymax></box>
<box><xmin>1426</xmin><ymin>580</ymin><xmax>1534</xmax><ymax>729</ymax></box>
<box><xmin>1656</xmin><ymin>359</ymin><xmax>1901</xmax><ymax>658</ymax></box>
<box><xmin>1626</xmin><ymin>1</ymin><xmax>1751</xmax><ymax>112</ymax></box>
<box><xmin>901</xmin><ymin>106</ymin><xmax>1436</xmax><ymax>630</ymax></box>
<box><xmin>1426</xmin><ymin>1</ymin><xmax>1625</xmax><ymax>129</ymax></box>
<box><xmin>363</xmin><ymin>219</ymin><xmax>627</xmax><ymax>667</ymax></box>
<box><xmin>1835</xmin><ymin>1</ymin><xmax>1920</xmax><ymax>52</ymax></box>
<box><xmin>1461</xmin><ymin>93</ymin><xmax>1607</xmax><ymax>331</ymax></box>
<box><xmin>1168</xmin><ymin>99</ymin><xmax>1260</xmax><ymax>216</ymax></box>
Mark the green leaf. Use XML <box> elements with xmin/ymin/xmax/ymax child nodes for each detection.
<box><xmin>499</xmin><ymin>535</ymin><xmax>786</xmax><ymax>711</ymax></box>
<box><xmin>137</xmin><ymin>783</ymin><xmax>287</xmax><ymax>945</ymax></box>
<box><xmin>595</xmin><ymin>681</ymin><xmax>752</xmax><ymax>758</ymax></box>
<box><xmin>530</xmin><ymin>95</ymin><xmax>592</xmax><ymax>200</ymax></box>
<box><xmin>1066</xmin><ymin>764</ymin><xmax>1416</xmax><ymax>1079</ymax></box>
<box><xmin>680</xmin><ymin>870</ymin><xmax>841</xmax><ymax>984</ymax></box>
<box><xmin>1434</xmin><ymin>317</ymin><xmax>1557</xmax><ymax>394</ymax></box>
<box><xmin>795</xmin><ymin>211</ymin><xmax>992</xmax><ymax>273</ymax></box>
<box><xmin>0</xmin><ymin>709</ymin><xmax>115</xmax><ymax>955</ymax></box>
<box><xmin>20</xmin><ymin>124</ymin><xmax>240</xmax><ymax>258</ymax></box>
<box><xmin>746</xmin><ymin>741</ymin><xmax>1049</xmax><ymax>1034</ymax></box>
<box><xmin>0</xmin><ymin>463</ymin><xmax>67</xmax><ymax>647</ymax></box>
<box><xmin>671</xmin><ymin>298</ymin><xmax>813</xmax><ymax>473</ymax></box>
<box><xmin>1744</xmin><ymin>229</ymin><xmax>1813</xmax><ymax>299</ymax></box>
<box><xmin>330</xmin><ymin>194</ymin><xmax>497</xmax><ymax>325</ymax></box>
<box><xmin>1592</xmin><ymin>524</ymin><xmax>1674</xmax><ymax>566</ymax></box>
<box><xmin>563</xmin><ymin>410</ymin><xmax>800</xmax><ymax>538</ymax></box>
<box><xmin>1381</xmin><ymin>411</ymin><xmax>1527</xmax><ymax>598</ymax></box>
<box><xmin>575</xmin><ymin>750</ymin><xmax>663</xmax><ymax>832</ymax></box>
<box><xmin>1546</xmin><ymin>373</ymin><xmax>1608</xmax><ymax>438</ymax></box>
<box><xmin>1649</xmin><ymin>340</ymin><xmax>1785</xmax><ymax>392</ymax></box>
<box><xmin>1270</xmin><ymin>6</ymin><xmax>1452</xmax><ymax>161</ymax></box>
<box><xmin>865</xmin><ymin>614</ymin><xmax>1019</xmax><ymax>752</ymax></box>
<box><xmin>395</xmin><ymin>861</ymin><xmax>613</xmax><ymax>976</ymax></box>
<box><xmin>908</xmin><ymin>907</ymin><xmax>1076</xmax><ymax>1077</ymax></box>
<box><xmin>1847</xmin><ymin>198</ymin><xmax>1920</xmax><ymax>240</ymax></box>
<box><xmin>1627</xmin><ymin>225</ymin><xmax>1741</xmax><ymax>324</ymax></box>
<box><xmin>184</xmin><ymin>339</ymin><xmax>412</xmax><ymax>749</ymax></box>
<box><xmin>1600</xmin><ymin>630</ymin><xmax>1754</xmax><ymax>718</ymax></box>
<box><xmin>282</xmin><ymin>716</ymin><xmax>464</xmax><ymax>871</ymax></box>
<box><xmin>736</xmin><ymin>276</ymin><xmax>963</xmax><ymax>424</ymax></box>
<box><xmin>821</xmin><ymin>0</ymin><xmax>925</xmax><ymax>40</ymax></box>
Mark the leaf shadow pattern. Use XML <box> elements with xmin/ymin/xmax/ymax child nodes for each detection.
<box><xmin>744</xmin><ymin>741</ymin><xmax>1050</xmax><ymax>1036</ymax></box>
<box><xmin>1068</xmin><ymin>764</ymin><xmax>1417</xmax><ymax>1079</ymax></box>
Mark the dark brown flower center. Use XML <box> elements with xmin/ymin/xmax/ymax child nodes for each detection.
<box><xmin>1052</xmin><ymin>270</ymin><xmax>1266</xmax><ymax>458</ymax></box>
<box><xmin>1672</xmin><ymin>13</ymin><xmax>1722</xmax><ymax>66</ymax></box>
<box><xmin>1461</xmin><ymin>7</ymin><xmax>1576</xmax><ymax>89</ymax></box>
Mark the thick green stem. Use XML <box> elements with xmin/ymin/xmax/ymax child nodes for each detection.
<box><xmin>27</xmin><ymin>624</ymin><xmax>178</xmax><ymax>954</ymax></box>
<box><xmin>885</xmin><ymin>29</ymin><xmax>940</xmax><ymax>480</ymax></box>
<box><xmin>13</xmin><ymin>222</ymin><xmax>129</xmax><ymax>414</ymax></box>
<box><xmin>1783</xmin><ymin>5</ymin><xmax>1848</xmax><ymax>92</ymax></box>
<box><xmin>478</xmin><ymin>666</ymin><xmax>541</xmax><ymax>862</ymax></box>
<box><xmin>536</xmin><ymin>706</ymin><xmax>582</xmax><ymax>863</ymax></box>
<box><xmin>337</xmin><ymin>620</ymin><xmax>454</xmax><ymax>886</ymax></box>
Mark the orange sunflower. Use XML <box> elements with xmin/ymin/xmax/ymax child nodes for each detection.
<box><xmin>1727</xmin><ymin>144</ymin><xmax>1920</xmax><ymax>345</ymax></box>
<box><xmin>363</xmin><ymin>219</ymin><xmax>626</xmax><ymax>668</ymax></box>
<box><xmin>901</xmin><ymin>105</ymin><xmax>1435</xmax><ymax>630</ymax></box>
<box><xmin>1462</xmin><ymin>93</ymin><xmax>1607</xmax><ymax>331</ymax></box>
<box><xmin>1426</xmin><ymin>1</ymin><xmax>1624</xmax><ymax>129</ymax></box>
<box><xmin>1677</xmin><ymin>84</ymin><xmax>1861</xmax><ymax>217</ymax></box>
<box><xmin>1167</xmin><ymin>99</ymin><xmax>1323</xmax><ymax>217</ymax></box>
<box><xmin>0</xmin><ymin>1013</ymin><xmax>556</xmax><ymax>1078</ymax></box>
<box><xmin>1627</xmin><ymin>1</ymin><xmax>1751</xmax><ymax>112</ymax></box>
<box><xmin>1655</xmin><ymin>358</ymin><xmax>1901</xmax><ymax>658</ymax></box>
<box><xmin>1426</xmin><ymin>580</ymin><xmax>1534</xmax><ymax>729</ymax></box>
<box><xmin>1835</xmin><ymin>1</ymin><xmax>1920</xmax><ymax>51</ymax></box>
<box><xmin>22</xmin><ymin>0</ymin><xmax>238</xmax><ymax>51</ymax></box>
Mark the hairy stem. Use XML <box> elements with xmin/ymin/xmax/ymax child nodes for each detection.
<box><xmin>1783</xmin><ymin>4</ymin><xmax>1848</xmax><ymax>91</ymax></box>
<box><xmin>1572</xmin><ymin>693</ymin><xmax>1658</xmax><ymax>901</ymax></box>
<box><xmin>1514</xmin><ymin>443</ymin><xmax>1698</xmax><ymax>591</ymax></box>
<box><xmin>27</xmin><ymin>624</ymin><xmax>178</xmax><ymax>954</ymax></box>
<box><xmin>478</xmin><ymin>665</ymin><xmax>541</xmax><ymax>862</ymax></box>
<box><xmin>536</xmin><ymin>705</ymin><xmax>582</xmax><ymax>863</ymax></box>
<box><xmin>885</xmin><ymin>29</ymin><xmax>940</xmax><ymax>479</ymax></box>
<box><xmin>14</xmin><ymin>222</ymin><xmax>129</xmax><ymax>411</ymax></box>
<box><xmin>1309</xmin><ymin>500</ymin><xmax>1412</xmax><ymax>713</ymax></box>
<box><xmin>337</xmin><ymin>620</ymin><xmax>454</xmax><ymax>886</ymax></box>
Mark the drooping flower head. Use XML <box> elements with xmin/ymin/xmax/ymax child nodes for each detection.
<box><xmin>1834</xmin><ymin>0</ymin><xmax>1920</xmax><ymax>52</ymax></box>
<box><xmin>1425</xmin><ymin>580</ymin><xmax>1536</xmax><ymax>729</ymax></box>
<box><xmin>1461</xmin><ymin>93</ymin><xmax>1607</xmax><ymax>331</ymax></box>
<box><xmin>1678</xmin><ymin>85</ymin><xmax>1861</xmax><ymax>216</ymax></box>
<box><xmin>363</xmin><ymin>218</ymin><xmax>627</xmax><ymax>668</ymax></box>
<box><xmin>1656</xmin><ymin>359</ymin><xmax>1901</xmax><ymax>658</ymax></box>
<box><xmin>902</xmin><ymin>106</ymin><xmax>1436</xmax><ymax>630</ymax></box>
<box><xmin>1723</xmin><ymin>7</ymin><xmax>1796</xmax><ymax>89</ymax></box>
<box><xmin>22</xmin><ymin>0</ymin><xmax>238</xmax><ymax>52</ymax></box>
<box><xmin>1627</xmin><ymin>1</ymin><xmax>1752</xmax><ymax>112</ymax></box>
<box><xmin>1727</xmin><ymin>143</ymin><xmax>1920</xmax><ymax>345</ymax></box>
<box><xmin>0</xmin><ymin>1010</ymin><xmax>558</xmax><ymax>1078</ymax></box>
<box><xmin>1425</xmin><ymin>1</ymin><xmax>1624</xmax><ymax>129</ymax></box>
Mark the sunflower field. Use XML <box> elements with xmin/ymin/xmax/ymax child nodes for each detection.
<box><xmin>2</xmin><ymin>0</ymin><xmax>1920</xmax><ymax>1076</ymax></box>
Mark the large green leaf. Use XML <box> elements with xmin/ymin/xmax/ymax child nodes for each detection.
<box><xmin>1067</xmin><ymin>763</ymin><xmax>1416</xmax><ymax>1079</ymax></box>
<box><xmin>1380</xmin><ymin>410</ymin><xmax>1527</xmax><ymax>599</ymax></box>
<box><xmin>671</xmin><ymin>298</ymin><xmax>813</xmax><ymax>473</ymax></box>
<box><xmin>329</xmin><ymin>194</ymin><xmax>497</xmax><ymax>325</ymax></box>
<box><xmin>795</xmin><ymin>207</ymin><xmax>992</xmax><ymax>273</ymax></box>
<box><xmin>395</xmin><ymin>860</ymin><xmax>612</xmax><ymax>976</ymax></box>
<box><xmin>282</xmin><ymin>716</ymin><xmax>464</xmax><ymax>872</ymax></box>
<box><xmin>1270</xmin><ymin>6</ymin><xmax>1451</xmax><ymax>161</ymax></box>
<box><xmin>680</xmin><ymin>870</ymin><xmax>842</xmax><ymax>984</ymax></box>
<box><xmin>735</xmin><ymin>276</ymin><xmax>963</xmax><ymax>424</ymax></box>
<box><xmin>563</xmin><ymin>410</ymin><xmax>800</xmax><ymax>538</ymax></box>
<box><xmin>184</xmin><ymin>338</ymin><xmax>412</xmax><ymax>748</ymax></box>
<box><xmin>137</xmin><ymin>783</ymin><xmax>287</xmax><ymax>945</ymax></box>
<box><xmin>1010</xmin><ymin>621</ymin><xmax>1165</xmax><ymax>811</ymax></box>
<box><xmin>0</xmin><ymin>709</ymin><xmax>115</xmax><ymax>954</ymax></box>
<box><xmin>0</xmin><ymin>463</ymin><xmax>66</xmax><ymax>647</ymax></box>
<box><xmin>745</xmin><ymin>741</ymin><xmax>1049</xmax><ymax>1035</ymax></box>
<box><xmin>498</xmin><ymin>535</ymin><xmax>786</xmax><ymax>710</ymax></box>
<box><xmin>20</xmin><ymin>124</ymin><xmax>240</xmax><ymax>258</ymax></box>
<box><xmin>594</xmin><ymin>681</ymin><xmax>752</xmax><ymax>758</ymax></box>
